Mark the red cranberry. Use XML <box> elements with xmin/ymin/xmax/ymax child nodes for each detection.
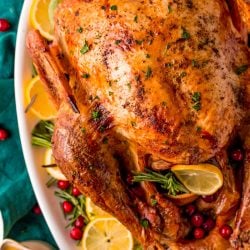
<box><xmin>202</xmin><ymin>218</ymin><xmax>215</xmax><ymax>231</ymax></box>
<box><xmin>191</xmin><ymin>213</ymin><xmax>204</xmax><ymax>227</ymax></box>
<box><xmin>185</xmin><ymin>204</ymin><xmax>196</xmax><ymax>216</ymax></box>
<box><xmin>0</xmin><ymin>19</ymin><xmax>10</xmax><ymax>32</ymax></box>
<box><xmin>72</xmin><ymin>187</ymin><xmax>81</xmax><ymax>196</ymax></box>
<box><xmin>202</xmin><ymin>194</ymin><xmax>215</xmax><ymax>203</ymax></box>
<box><xmin>193</xmin><ymin>228</ymin><xmax>205</xmax><ymax>239</ymax></box>
<box><xmin>74</xmin><ymin>216</ymin><xmax>85</xmax><ymax>229</ymax></box>
<box><xmin>70</xmin><ymin>227</ymin><xmax>83</xmax><ymax>240</ymax></box>
<box><xmin>0</xmin><ymin>128</ymin><xmax>8</xmax><ymax>141</ymax></box>
<box><xmin>219</xmin><ymin>224</ymin><xmax>233</xmax><ymax>239</ymax></box>
<box><xmin>231</xmin><ymin>149</ymin><xmax>244</xmax><ymax>161</ymax></box>
<box><xmin>57</xmin><ymin>180</ymin><xmax>70</xmax><ymax>190</ymax></box>
<box><xmin>62</xmin><ymin>201</ymin><xmax>73</xmax><ymax>213</ymax></box>
<box><xmin>32</xmin><ymin>204</ymin><xmax>42</xmax><ymax>215</ymax></box>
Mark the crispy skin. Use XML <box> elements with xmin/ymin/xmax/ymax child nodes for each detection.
<box><xmin>26</xmin><ymin>0</ymin><xmax>250</xmax><ymax>249</ymax></box>
<box><xmin>236</xmin><ymin>0</ymin><xmax>250</xmax><ymax>32</ymax></box>
<box><xmin>231</xmin><ymin>124</ymin><xmax>250</xmax><ymax>248</ymax></box>
<box><xmin>27</xmin><ymin>30</ymin><xmax>188</xmax><ymax>249</ymax></box>
<box><xmin>53</xmin><ymin>0</ymin><xmax>250</xmax><ymax>165</ymax></box>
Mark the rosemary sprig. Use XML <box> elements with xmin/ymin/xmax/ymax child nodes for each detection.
<box><xmin>55</xmin><ymin>190</ymin><xmax>89</xmax><ymax>226</ymax></box>
<box><xmin>31</xmin><ymin>120</ymin><xmax>54</xmax><ymax>148</ymax></box>
<box><xmin>133</xmin><ymin>169</ymin><xmax>189</xmax><ymax>196</ymax></box>
<box><xmin>46</xmin><ymin>177</ymin><xmax>57</xmax><ymax>188</ymax></box>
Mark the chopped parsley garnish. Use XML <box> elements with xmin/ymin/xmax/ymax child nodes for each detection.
<box><xmin>77</xmin><ymin>27</ymin><xmax>83</xmax><ymax>33</ymax></box>
<box><xmin>115</xmin><ymin>40</ymin><xmax>121</xmax><ymax>45</ymax></box>
<box><xmin>110</xmin><ymin>5</ymin><xmax>117</xmax><ymax>10</ymax></box>
<box><xmin>81</xmin><ymin>127</ymin><xmax>86</xmax><ymax>133</ymax></box>
<box><xmin>80</xmin><ymin>40</ymin><xmax>90</xmax><ymax>54</ymax></box>
<box><xmin>165</xmin><ymin>62</ymin><xmax>173</xmax><ymax>68</ymax></box>
<box><xmin>191</xmin><ymin>59</ymin><xmax>199</xmax><ymax>68</ymax></box>
<box><xmin>131</xmin><ymin>121</ymin><xmax>137</xmax><ymax>127</ymax></box>
<box><xmin>92</xmin><ymin>110</ymin><xmax>101</xmax><ymax>120</ymax></box>
<box><xmin>192</xmin><ymin>92</ymin><xmax>201</xmax><ymax>111</ymax></box>
<box><xmin>82</xmin><ymin>73</ymin><xmax>90</xmax><ymax>78</ymax></box>
<box><xmin>180</xmin><ymin>72</ymin><xmax>187</xmax><ymax>78</ymax></box>
<box><xmin>109</xmin><ymin>91</ymin><xmax>114</xmax><ymax>96</ymax></box>
<box><xmin>99</xmin><ymin>126</ymin><xmax>106</xmax><ymax>132</ymax></box>
<box><xmin>192</xmin><ymin>92</ymin><xmax>201</xmax><ymax>102</ymax></box>
<box><xmin>134</xmin><ymin>15</ymin><xmax>138</xmax><ymax>23</ymax></box>
<box><xmin>151</xmin><ymin>199</ymin><xmax>157</xmax><ymax>206</ymax></box>
<box><xmin>140</xmin><ymin>219</ymin><xmax>149</xmax><ymax>228</ymax></box>
<box><xmin>127</xmin><ymin>82</ymin><xmax>131</xmax><ymax>89</ymax></box>
<box><xmin>235</xmin><ymin>65</ymin><xmax>248</xmax><ymax>75</ymax></box>
<box><xmin>136</xmin><ymin>40</ymin><xmax>143</xmax><ymax>45</ymax></box>
<box><xmin>196</xmin><ymin>126</ymin><xmax>202</xmax><ymax>132</ymax></box>
<box><xmin>168</xmin><ymin>4</ymin><xmax>172</xmax><ymax>13</ymax></box>
<box><xmin>102</xmin><ymin>137</ymin><xmax>109</xmax><ymax>144</ymax></box>
<box><xmin>161</xmin><ymin>101</ymin><xmax>167</xmax><ymax>107</ymax></box>
<box><xmin>181</xmin><ymin>27</ymin><xmax>190</xmax><ymax>40</ymax></box>
<box><xmin>145</xmin><ymin>66</ymin><xmax>152</xmax><ymax>78</ymax></box>
<box><xmin>89</xmin><ymin>95</ymin><xmax>100</xmax><ymax>101</ymax></box>
<box><xmin>192</xmin><ymin>103</ymin><xmax>201</xmax><ymax>111</ymax></box>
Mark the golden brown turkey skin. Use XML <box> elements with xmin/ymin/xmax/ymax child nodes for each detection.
<box><xmin>54</xmin><ymin>0</ymin><xmax>250</xmax><ymax>164</ymax></box>
<box><xmin>26</xmin><ymin>0</ymin><xmax>250</xmax><ymax>249</ymax></box>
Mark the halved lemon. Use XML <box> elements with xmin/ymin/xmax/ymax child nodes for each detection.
<box><xmin>86</xmin><ymin>197</ymin><xmax>111</xmax><ymax>220</ymax></box>
<box><xmin>82</xmin><ymin>217</ymin><xmax>133</xmax><ymax>250</ymax></box>
<box><xmin>171</xmin><ymin>164</ymin><xmax>223</xmax><ymax>196</ymax></box>
<box><xmin>30</xmin><ymin>0</ymin><xmax>55</xmax><ymax>40</ymax></box>
<box><xmin>25</xmin><ymin>76</ymin><xmax>57</xmax><ymax>119</ymax></box>
<box><xmin>44</xmin><ymin>148</ymin><xmax>67</xmax><ymax>180</ymax></box>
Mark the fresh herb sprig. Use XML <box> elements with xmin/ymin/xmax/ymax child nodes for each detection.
<box><xmin>133</xmin><ymin>169</ymin><xmax>189</xmax><ymax>196</ymax></box>
<box><xmin>55</xmin><ymin>190</ymin><xmax>89</xmax><ymax>226</ymax></box>
<box><xmin>32</xmin><ymin>120</ymin><xmax>54</xmax><ymax>148</ymax></box>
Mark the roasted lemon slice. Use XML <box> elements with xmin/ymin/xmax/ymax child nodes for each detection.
<box><xmin>82</xmin><ymin>217</ymin><xmax>133</xmax><ymax>250</ymax></box>
<box><xmin>86</xmin><ymin>197</ymin><xmax>111</xmax><ymax>220</ymax></box>
<box><xmin>30</xmin><ymin>0</ymin><xmax>55</xmax><ymax>40</ymax></box>
<box><xmin>44</xmin><ymin>148</ymin><xmax>67</xmax><ymax>180</ymax></box>
<box><xmin>25</xmin><ymin>76</ymin><xmax>57</xmax><ymax>119</ymax></box>
<box><xmin>171</xmin><ymin>164</ymin><xmax>223</xmax><ymax>195</ymax></box>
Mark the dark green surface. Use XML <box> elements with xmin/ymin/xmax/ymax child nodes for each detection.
<box><xmin>0</xmin><ymin>0</ymin><xmax>56</xmax><ymax>247</ymax></box>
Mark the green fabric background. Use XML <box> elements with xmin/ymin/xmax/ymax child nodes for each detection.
<box><xmin>0</xmin><ymin>0</ymin><xmax>57</xmax><ymax>247</ymax></box>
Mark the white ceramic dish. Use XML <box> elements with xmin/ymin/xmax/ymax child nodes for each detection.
<box><xmin>15</xmin><ymin>1</ymin><xmax>79</xmax><ymax>249</ymax></box>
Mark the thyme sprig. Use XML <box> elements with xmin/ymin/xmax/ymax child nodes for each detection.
<box><xmin>133</xmin><ymin>169</ymin><xmax>189</xmax><ymax>196</ymax></box>
<box><xmin>31</xmin><ymin>120</ymin><xmax>54</xmax><ymax>148</ymax></box>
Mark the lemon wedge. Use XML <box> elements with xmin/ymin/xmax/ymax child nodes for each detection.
<box><xmin>44</xmin><ymin>148</ymin><xmax>67</xmax><ymax>180</ymax></box>
<box><xmin>86</xmin><ymin>197</ymin><xmax>111</xmax><ymax>220</ymax></box>
<box><xmin>30</xmin><ymin>0</ymin><xmax>55</xmax><ymax>40</ymax></box>
<box><xmin>171</xmin><ymin>164</ymin><xmax>223</xmax><ymax>195</ymax></box>
<box><xmin>25</xmin><ymin>76</ymin><xmax>57</xmax><ymax>119</ymax></box>
<box><xmin>82</xmin><ymin>217</ymin><xmax>133</xmax><ymax>250</ymax></box>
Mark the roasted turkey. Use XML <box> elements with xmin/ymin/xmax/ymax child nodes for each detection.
<box><xmin>26</xmin><ymin>0</ymin><xmax>250</xmax><ymax>249</ymax></box>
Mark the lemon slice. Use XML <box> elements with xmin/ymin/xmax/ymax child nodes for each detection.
<box><xmin>86</xmin><ymin>197</ymin><xmax>111</xmax><ymax>220</ymax></box>
<box><xmin>171</xmin><ymin>164</ymin><xmax>223</xmax><ymax>196</ymax></box>
<box><xmin>48</xmin><ymin>0</ymin><xmax>61</xmax><ymax>29</ymax></box>
<box><xmin>30</xmin><ymin>0</ymin><xmax>54</xmax><ymax>40</ymax></box>
<box><xmin>82</xmin><ymin>217</ymin><xmax>133</xmax><ymax>250</ymax></box>
<box><xmin>44</xmin><ymin>148</ymin><xmax>67</xmax><ymax>180</ymax></box>
<box><xmin>25</xmin><ymin>76</ymin><xmax>57</xmax><ymax>119</ymax></box>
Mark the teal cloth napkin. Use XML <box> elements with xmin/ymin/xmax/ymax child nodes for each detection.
<box><xmin>0</xmin><ymin>0</ymin><xmax>56</xmax><ymax>247</ymax></box>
